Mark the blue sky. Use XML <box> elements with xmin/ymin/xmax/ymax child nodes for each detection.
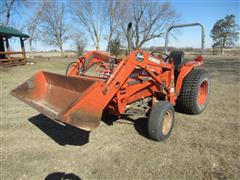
<box><xmin>1</xmin><ymin>0</ymin><xmax>239</xmax><ymax>51</ymax></box>
<box><xmin>165</xmin><ymin>0</ymin><xmax>240</xmax><ymax>48</ymax></box>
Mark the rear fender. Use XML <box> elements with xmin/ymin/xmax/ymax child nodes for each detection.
<box><xmin>176</xmin><ymin>56</ymin><xmax>204</xmax><ymax>95</ymax></box>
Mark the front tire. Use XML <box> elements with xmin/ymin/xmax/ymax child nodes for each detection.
<box><xmin>176</xmin><ymin>69</ymin><xmax>210</xmax><ymax>114</ymax></box>
<box><xmin>65</xmin><ymin>62</ymin><xmax>77</xmax><ymax>75</ymax></box>
<box><xmin>148</xmin><ymin>101</ymin><xmax>175</xmax><ymax>141</ymax></box>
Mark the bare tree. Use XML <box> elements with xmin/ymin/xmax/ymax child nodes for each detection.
<box><xmin>120</xmin><ymin>1</ymin><xmax>179</xmax><ymax>49</ymax></box>
<box><xmin>107</xmin><ymin>0</ymin><xmax>119</xmax><ymax>53</ymax></box>
<box><xmin>75</xmin><ymin>38</ymin><xmax>87</xmax><ymax>57</ymax></box>
<box><xmin>70</xmin><ymin>31</ymin><xmax>87</xmax><ymax>56</ymax></box>
<box><xmin>70</xmin><ymin>0</ymin><xmax>108</xmax><ymax>50</ymax></box>
<box><xmin>40</xmin><ymin>0</ymin><xmax>68</xmax><ymax>56</ymax></box>
<box><xmin>0</xmin><ymin>0</ymin><xmax>30</xmax><ymax>27</ymax></box>
<box><xmin>26</xmin><ymin>2</ymin><xmax>45</xmax><ymax>58</ymax></box>
<box><xmin>106</xmin><ymin>0</ymin><xmax>130</xmax><ymax>54</ymax></box>
<box><xmin>1</xmin><ymin>0</ymin><xmax>16</xmax><ymax>26</ymax></box>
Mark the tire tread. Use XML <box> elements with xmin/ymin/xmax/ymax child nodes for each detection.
<box><xmin>177</xmin><ymin>69</ymin><xmax>209</xmax><ymax>114</ymax></box>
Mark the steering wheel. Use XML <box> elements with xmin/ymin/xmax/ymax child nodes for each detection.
<box><xmin>96</xmin><ymin>61</ymin><xmax>107</xmax><ymax>69</ymax></box>
<box><xmin>151</xmin><ymin>51</ymin><xmax>169</xmax><ymax>60</ymax></box>
<box><xmin>95</xmin><ymin>61</ymin><xmax>111</xmax><ymax>78</ymax></box>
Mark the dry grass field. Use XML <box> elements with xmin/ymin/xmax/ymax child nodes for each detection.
<box><xmin>1</xmin><ymin>54</ymin><xmax>239</xmax><ymax>179</ymax></box>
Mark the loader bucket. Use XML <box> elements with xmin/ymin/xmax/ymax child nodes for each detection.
<box><xmin>11</xmin><ymin>71</ymin><xmax>105</xmax><ymax>131</ymax></box>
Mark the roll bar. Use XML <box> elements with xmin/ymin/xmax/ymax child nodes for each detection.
<box><xmin>164</xmin><ymin>23</ymin><xmax>205</xmax><ymax>54</ymax></box>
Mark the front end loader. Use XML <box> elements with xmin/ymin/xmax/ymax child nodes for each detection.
<box><xmin>11</xmin><ymin>23</ymin><xmax>210</xmax><ymax>141</ymax></box>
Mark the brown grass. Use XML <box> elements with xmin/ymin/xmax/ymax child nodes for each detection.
<box><xmin>1</xmin><ymin>55</ymin><xmax>240</xmax><ymax>179</ymax></box>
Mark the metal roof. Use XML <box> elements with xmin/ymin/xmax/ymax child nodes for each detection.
<box><xmin>0</xmin><ymin>25</ymin><xmax>29</xmax><ymax>38</ymax></box>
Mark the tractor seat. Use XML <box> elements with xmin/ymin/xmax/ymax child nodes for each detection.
<box><xmin>169</xmin><ymin>51</ymin><xmax>184</xmax><ymax>69</ymax></box>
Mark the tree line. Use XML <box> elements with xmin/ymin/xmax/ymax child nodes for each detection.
<box><xmin>0</xmin><ymin>0</ymin><xmax>179</xmax><ymax>56</ymax></box>
<box><xmin>0</xmin><ymin>0</ymin><xmax>239</xmax><ymax>56</ymax></box>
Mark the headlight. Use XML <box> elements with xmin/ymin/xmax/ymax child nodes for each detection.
<box><xmin>136</xmin><ymin>52</ymin><xmax>144</xmax><ymax>62</ymax></box>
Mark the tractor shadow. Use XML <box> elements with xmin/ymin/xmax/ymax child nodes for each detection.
<box><xmin>102</xmin><ymin>114</ymin><xmax>152</xmax><ymax>140</ymax></box>
<box><xmin>130</xmin><ymin>116</ymin><xmax>151</xmax><ymax>140</ymax></box>
<box><xmin>28</xmin><ymin>114</ymin><xmax>89</xmax><ymax>146</ymax></box>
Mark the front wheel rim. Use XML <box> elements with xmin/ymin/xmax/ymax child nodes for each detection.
<box><xmin>197</xmin><ymin>80</ymin><xmax>208</xmax><ymax>106</ymax></box>
<box><xmin>162</xmin><ymin>110</ymin><xmax>173</xmax><ymax>135</ymax></box>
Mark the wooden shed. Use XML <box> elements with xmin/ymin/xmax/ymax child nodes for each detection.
<box><xmin>0</xmin><ymin>25</ymin><xmax>29</xmax><ymax>66</ymax></box>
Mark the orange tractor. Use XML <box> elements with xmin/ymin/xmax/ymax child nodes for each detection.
<box><xmin>11</xmin><ymin>23</ymin><xmax>210</xmax><ymax>141</ymax></box>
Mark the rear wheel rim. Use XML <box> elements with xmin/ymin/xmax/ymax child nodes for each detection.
<box><xmin>197</xmin><ymin>80</ymin><xmax>208</xmax><ymax>105</ymax></box>
<box><xmin>162</xmin><ymin>110</ymin><xmax>173</xmax><ymax>135</ymax></box>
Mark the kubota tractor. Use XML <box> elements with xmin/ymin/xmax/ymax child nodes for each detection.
<box><xmin>11</xmin><ymin>23</ymin><xmax>210</xmax><ymax>141</ymax></box>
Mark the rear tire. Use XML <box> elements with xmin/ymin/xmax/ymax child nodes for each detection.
<box><xmin>176</xmin><ymin>69</ymin><xmax>210</xmax><ymax>114</ymax></box>
<box><xmin>148</xmin><ymin>101</ymin><xmax>175</xmax><ymax>141</ymax></box>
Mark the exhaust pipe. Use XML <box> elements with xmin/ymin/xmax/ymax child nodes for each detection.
<box><xmin>127</xmin><ymin>22</ymin><xmax>133</xmax><ymax>54</ymax></box>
